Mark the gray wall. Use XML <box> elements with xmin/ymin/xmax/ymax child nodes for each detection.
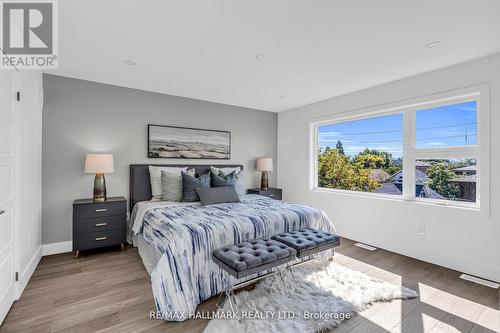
<box><xmin>42</xmin><ymin>74</ymin><xmax>278</xmax><ymax>245</ymax></box>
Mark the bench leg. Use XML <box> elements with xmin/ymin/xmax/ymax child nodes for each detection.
<box><xmin>289</xmin><ymin>267</ymin><xmax>298</xmax><ymax>285</ymax></box>
<box><xmin>217</xmin><ymin>273</ymin><xmax>237</xmax><ymax>312</ymax></box>
<box><xmin>318</xmin><ymin>249</ymin><xmax>334</xmax><ymax>276</ymax></box>
<box><xmin>224</xmin><ymin>287</ymin><xmax>236</xmax><ymax>313</ymax></box>
<box><xmin>278</xmin><ymin>270</ymin><xmax>290</xmax><ymax>297</ymax></box>
<box><xmin>269</xmin><ymin>266</ymin><xmax>293</xmax><ymax>297</ymax></box>
<box><xmin>216</xmin><ymin>289</ymin><xmax>225</xmax><ymax>308</ymax></box>
<box><xmin>268</xmin><ymin>273</ymin><xmax>278</xmax><ymax>288</ymax></box>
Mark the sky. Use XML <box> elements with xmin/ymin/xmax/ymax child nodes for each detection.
<box><xmin>318</xmin><ymin>101</ymin><xmax>477</xmax><ymax>159</ymax></box>
<box><xmin>150</xmin><ymin>125</ymin><xmax>230</xmax><ymax>145</ymax></box>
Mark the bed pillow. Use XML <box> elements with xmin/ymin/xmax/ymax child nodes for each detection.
<box><xmin>211</xmin><ymin>171</ymin><xmax>236</xmax><ymax>187</ymax></box>
<box><xmin>182</xmin><ymin>171</ymin><xmax>211</xmax><ymax>202</ymax></box>
<box><xmin>148</xmin><ymin>166</ymin><xmax>188</xmax><ymax>199</ymax></box>
<box><xmin>210</xmin><ymin>166</ymin><xmax>241</xmax><ymax>176</ymax></box>
<box><xmin>195</xmin><ymin>186</ymin><xmax>240</xmax><ymax>206</ymax></box>
<box><xmin>161</xmin><ymin>168</ymin><xmax>195</xmax><ymax>201</ymax></box>
<box><xmin>210</xmin><ymin>166</ymin><xmax>246</xmax><ymax>196</ymax></box>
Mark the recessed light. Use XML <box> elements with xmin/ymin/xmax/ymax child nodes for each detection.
<box><xmin>255</xmin><ymin>54</ymin><xmax>266</xmax><ymax>60</ymax></box>
<box><xmin>425</xmin><ymin>41</ymin><xmax>442</xmax><ymax>49</ymax></box>
<box><xmin>123</xmin><ymin>59</ymin><xmax>136</xmax><ymax>66</ymax></box>
<box><xmin>278</xmin><ymin>95</ymin><xmax>286</xmax><ymax>99</ymax></box>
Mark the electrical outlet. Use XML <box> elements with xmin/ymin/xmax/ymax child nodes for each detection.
<box><xmin>28</xmin><ymin>232</ymin><xmax>33</xmax><ymax>245</ymax></box>
<box><xmin>416</xmin><ymin>224</ymin><xmax>425</xmax><ymax>235</ymax></box>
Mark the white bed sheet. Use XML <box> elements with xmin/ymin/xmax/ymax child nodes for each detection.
<box><xmin>130</xmin><ymin>200</ymin><xmax>200</xmax><ymax>235</ymax></box>
<box><xmin>128</xmin><ymin>200</ymin><xmax>201</xmax><ymax>275</ymax></box>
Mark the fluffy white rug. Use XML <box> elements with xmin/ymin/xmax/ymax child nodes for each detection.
<box><xmin>203</xmin><ymin>261</ymin><xmax>418</xmax><ymax>333</ymax></box>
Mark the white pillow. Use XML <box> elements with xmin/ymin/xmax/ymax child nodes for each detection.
<box><xmin>161</xmin><ymin>168</ymin><xmax>195</xmax><ymax>201</ymax></box>
<box><xmin>210</xmin><ymin>166</ymin><xmax>241</xmax><ymax>176</ymax></box>
<box><xmin>149</xmin><ymin>166</ymin><xmax>187</xmax><ymax>199</ymax></box>
<box><xmin>210</xmin><ymin>166</ymin><xmax>246</xmax><ymax>196</ymax></box>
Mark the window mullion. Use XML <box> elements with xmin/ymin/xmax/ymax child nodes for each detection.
<box><xmin>412</xmin><ymin>145</ymin><xmax>478</xmax><ymax>158</ymax></box>
<box><xmin>402</xmin><ymin>109</ymin><xmax>415</xmax><ymax>200</ymax></box>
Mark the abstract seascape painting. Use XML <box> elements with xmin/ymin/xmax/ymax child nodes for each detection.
<box><xmin>148</xmin><ymin>125</ymin><xmax>231</xmax><ymax>159</ymax></box>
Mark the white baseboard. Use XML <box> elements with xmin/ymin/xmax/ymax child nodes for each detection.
<box><xmin>16</xmin><ymin>246</ymin><xmax>41</xmax><ymax>299</ymax></box>
<box><xmin>339</xmin><ymin>227</ymin><xmax>500</xmax><ymax>283</ymax></box>
<box><xmin>14</xmin><ymin>241</ymin><xmax>72</xmax><ymax>301</ymax></box>
<box><xmin>42</xmin><ymin>241</ymin><xmax>72</xmax><ymax>256</ymax></box>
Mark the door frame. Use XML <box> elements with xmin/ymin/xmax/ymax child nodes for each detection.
<box><xmin>12</xmin><ymin>71</ymin><xmax>20</xmax><ymax>300</ymax></box>
<box><xmin>0</xmin><ymin>70</ymin><xmax>20</xmax><ymax>324</ymax></box>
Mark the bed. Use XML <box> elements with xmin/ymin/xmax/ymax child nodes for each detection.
<box><xmin>128</xmin><ymin>164</ymin><xmax>335</xmax><ymax>320</ymax></box>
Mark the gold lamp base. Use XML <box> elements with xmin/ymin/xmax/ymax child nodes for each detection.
<box><xmin>260</xmin><ymin>171</ymin><xmax>269</xmax><ymax>191</ymax></box>
<box><xmin>93</xmin><ymin>173</ymin><xmax>107</xmax><ymax>202</ymax></box>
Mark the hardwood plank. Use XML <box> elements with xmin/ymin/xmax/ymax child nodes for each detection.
<box><xmin>390</xmin><ymin>303</ymin><xmax>450</xmax><ymax>333</ymax></box>
<box><xmin>1</xmin><ymin>240</ymin><xmax>498</xmax><ymax>333</ymax></box>
<box><xmin>473</xmin><ymin>307</ymin><xmax>500</xmax><ymax>333</ymax></box>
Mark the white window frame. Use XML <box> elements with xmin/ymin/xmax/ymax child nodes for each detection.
<box><xmin>309</xmin><ymin>84</ymin><xmax>490</xmax><ymax>213</ymax></box>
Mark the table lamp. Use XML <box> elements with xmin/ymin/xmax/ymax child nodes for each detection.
<box><xmin>84</xmin><ymin>154</ymin><xmax>115</xmax><ymax>202</ymax></box>
<box><xmin>256</xmin><ymin>157</ymin><xmax>273</xmax><ymax>191</ymax></box>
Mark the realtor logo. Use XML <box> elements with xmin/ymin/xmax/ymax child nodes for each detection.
<box><xmin>1</xmin><ymin>0</ymin><xmax>58</xmax><ymax>69</ymax></box>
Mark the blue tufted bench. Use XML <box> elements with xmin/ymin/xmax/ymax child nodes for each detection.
<box><xmin>271</xmin><ymin>228</ymin><xmax>340</xmax><ymax>258</ymax></box>
<box><xmin>213</xmin><ymin>238</ymin><xmax>297</xmax><ymax>279</ymax></box>
<box><xmin>212</xmin><ymin>230</ymin><xmax>339</xmax><ymax>310</ymax></box>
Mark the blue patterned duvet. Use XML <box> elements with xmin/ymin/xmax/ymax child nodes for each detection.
<box><xmin>133</xmin><ymin>195</ymin><xmax>335</xmax><ymax>320</ymax></box>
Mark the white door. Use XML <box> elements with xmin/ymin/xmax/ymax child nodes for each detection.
<box><xmin>0</xmin><ymin>71</ymin><xmax>16</xmax><ymax>324</ymax></box>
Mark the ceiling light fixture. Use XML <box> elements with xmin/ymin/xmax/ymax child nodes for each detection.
<box><xmin>123</xmin><ymin>59</ymin><xmax>137</xmax><ymax>66</ymax></box>
<box><xmin>425</xmin><ymin>41</ymin><xmax>442</xmax><ymax>49</ymax></box>
<box><xmin>255</xmin><ymin>54</ymin><xmax>266</xmax><ymax>60</ymax></box>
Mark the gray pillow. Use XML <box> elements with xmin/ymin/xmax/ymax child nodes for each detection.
<box><xmin>195</xmin><ymin>186</ymin><xmax>240</xmax><ymax>206</ymax></box>
<box><xmin>210</xmin><ymin>166</ymin><xmax>246</xmax><ymax>196</ymax></box>
<box><xmin>212</xmin><ymin>171</ymin><xmax>236</xmax><ymax>187</ymax></box>
<box><xmin>149</xmin><ymin>166</ymin><xmax>188</xmax><ymax>199</ymax></box>
<box><xmin>182</xmin><ymin>171</ymin><xmax>211</xmax><ymax>202</ymax></box>
<box><xmin>161</xmin><ymin>168</ymin><xmax>195</xmax><ymax>201</ymax></box>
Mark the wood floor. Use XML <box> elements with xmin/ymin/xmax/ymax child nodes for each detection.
<box><xmin>1</xmin><ymin>238</ymin><xmax>498</xmax><ymax>333</ymax></box>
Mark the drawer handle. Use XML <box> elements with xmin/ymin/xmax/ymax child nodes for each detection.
<box><xmin>95</xmin><ymin>237</ymin><xmax>107</xmax><ymax>241</ymax></box>
<box><xmin>95</xmin><ymin>223</ymin><xmax>107</xmax><ymax>227</ymax></box>
<box><xmin>268</xmin><ymin>194</ymin><xmax>275</xmax><ymax>197</ymax></box>
<box><xmin>95</xmin><ymin>208</ymin><xmax>108</xmax><ymax>212</ymax></box>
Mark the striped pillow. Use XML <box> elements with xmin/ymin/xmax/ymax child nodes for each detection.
<box><xmin>161</xmin><ymin>168</ymin><xmax>195</xmax><ymax>201</ymax></box>
<box><xmin>148</xmin><ymin>166</ymin><xmax>187</xmax><ymax>199</ymax></box>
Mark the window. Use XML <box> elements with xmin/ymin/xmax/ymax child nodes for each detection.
<box><xmin>311</xmin><ymin>88</ymin><xmax>486</xmax><ymax>209</ymax></box>
<box><xmin>416</xmin><ymin>101</ymin><xmax>477</xmax><ymax>148</ymax></box>
<box><xmin>317</xmin><ymin>114</ymin><xmax>403</xmax><ymax>196</ymax></box>
<box><xmin>415</xmin><ymin>159</ymin><xmax>477</xmax><ymax>203</ymax></box>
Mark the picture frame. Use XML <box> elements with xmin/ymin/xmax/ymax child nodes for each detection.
<box><xmin>148</xmin><ymin>124</ymin><xmax>231</xmax><ymax>159</ymax></box>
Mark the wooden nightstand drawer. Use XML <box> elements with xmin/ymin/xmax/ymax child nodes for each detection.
<box><xmin>73</xmin><ymin>228</ymin><xmax>126</xmax><ymax>251</ymax></box>
<box><xmin>73</xmin><ymin>200</ymin><xmax>126</xmax><ymax>219</ymax></box>
<box><xmin>73</xmin><ymin>215</ymin><xmax>126</xmax><ymax>234</ymax></box>
<box><xmin>73</xmin><ymin>197</ymin><xmax>127</xmax><ymax>258</ymax></box>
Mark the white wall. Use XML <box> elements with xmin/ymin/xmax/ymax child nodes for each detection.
<box><xmin>15</xmin><ymin>72</ymin><xmax>43</xmax><ymax>296</ymax></box>
<box><xmin>278</xmin><ymin>54</ymin><xmax>500</xmax><ymax>282</ymax></box>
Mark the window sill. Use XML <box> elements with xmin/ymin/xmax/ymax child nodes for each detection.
<box><xmin>311</xmin><ymin>187</ymin><xmax>481</xmax><ymax>212</ymax></box>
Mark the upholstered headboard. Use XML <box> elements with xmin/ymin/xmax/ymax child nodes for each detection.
<box><xmin>129</xmin><ymin>164</ymin><xmax>244</xmax><ymax>212</ymax></box>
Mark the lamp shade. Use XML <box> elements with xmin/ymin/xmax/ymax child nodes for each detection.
<box><xmin>84</xmin><ymin>154</ymin><xmax>115</xmax><ymax>174</ymax></box>
<box><xmin>256</xmin><ymin>157</ymin><xmax>273</xmax><ymax>171</ymax></box>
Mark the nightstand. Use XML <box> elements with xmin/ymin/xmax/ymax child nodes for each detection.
<box><xmin>247</xmin><ymin>188</ymin><xmax>282</xmax><ymax>200</ymax></box>
<box><xmin>73</xmin><ymin>196</ymin><xmax>127</xmax><ymax>259</ymax></box>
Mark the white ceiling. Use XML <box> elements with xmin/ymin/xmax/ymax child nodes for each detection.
<box><xmin>51</xmin><ymin>0</ymin><xmax>500</xmax><ymax>112</ymax></box>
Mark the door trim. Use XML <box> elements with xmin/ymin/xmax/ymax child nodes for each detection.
<box><xmin>16</xmin><ymin>247</ymin><xmax>41</xmax><ymax>299</ymax></box>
